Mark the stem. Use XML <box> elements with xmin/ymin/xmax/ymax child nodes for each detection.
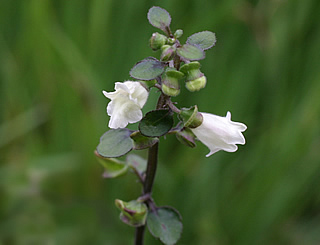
<box><xmin>144</xmin><ymin>143</ymin><xmax>159</xmax><ymax>194</ymax></box>
<box><xmin>167</xmin><ymin>99</ymin><xmax>181</xmax><ymax>114</ymax></box>
<box><xmin>134</xmin><ymin>226</ymin><xmax>145</xmax><ymax>245</ymax></box>
<box><xmin>134</xmin><ymin>94</ymin><xmax>165</xmax><ymax>245</ymax></box>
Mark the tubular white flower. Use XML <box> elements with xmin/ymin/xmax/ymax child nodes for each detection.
<box><xmin>191</xmin><ymin>111</ymin><xmax>247</xmax><ymax>157</ymax></box>
<box><xmin>102</xmin><ymin>81</ymin><xmax>148</xmax><ymax>129</ymax></box>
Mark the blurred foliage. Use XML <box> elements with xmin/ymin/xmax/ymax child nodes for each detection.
<box><xmin>1</xmin><ymin>0</ymin><xmax>320</xmax><ymax>244</ymax></box>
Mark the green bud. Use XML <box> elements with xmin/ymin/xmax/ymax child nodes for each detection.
<box><xmin>174</xmin><ymin>29</ymin><xmax>183</xmax><ymax>39</ymax></box>
<box><xmin>149</xmin><ymin>32</ymin><xmax>167</xmax><ymax>51</ymax></box>
<box><xmin>179</xmin><ymin>105</ymin><xmax>203</xmax><ymax>128</ymax></box>
<box><xmin>161</xmin><ymin>68</ymin><xmax>184</xmax><ymax>97</ymax></box>
<box><xmin>186</xmin><ymin>75</ymin><xmax>207</xmax><ymax>92</ymax></box>
<box><xmin>168</xmin><ymin>37</ymin><xmax>176</xmax><ymax>44</ymax></box>
<box><xmin>160</xmin><ymin>45</ymin><xmax>176</xmax><ymax>61</ymax></box>
<box><xmin>162</xmin><ymin>84</ymin><xmax>180</xmax><ymax>97</ymax></box>
<box><xmin>115</xmin><ymin>199</ymin><xmax>148</xmax><ymax>227</ymax></box>
<box><xmin>179</xmin><ymin>61</ymin><xmax>203</xmax><ymax>81</ymax></box>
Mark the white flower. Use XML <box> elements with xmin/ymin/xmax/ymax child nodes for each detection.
<box><xmin>103</xmin><ymin>81</ymin><xmax>148</xmax><ymax>129</ymax></box>
<box><xmin>191</xmin><ymin>111</ymin><xmax>247</xmax><ymax>157</ymax></box>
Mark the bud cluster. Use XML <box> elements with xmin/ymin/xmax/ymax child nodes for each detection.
<box><xmin>149</xmin><ymin>31</ymin><xmax>208</xmax><ymax>94</ymax></box>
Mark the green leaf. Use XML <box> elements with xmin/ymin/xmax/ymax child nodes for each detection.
<box><xmin>139</xmin><ymin>109</ymin><xmax>174</xmax><ymax>137</ymax></box>
<box><xmin>96</xmin><ymin>129</ymin><xmax>133</xmax><ymax>158</ymax></box>
<box><xmin>177</xmin><ymin>44</ymin><xmax>205</xmax><ymax>61</ymax></box>
<box><xmin>126</xmin><ymin>154</ymin><xmax>147</xmax><ymax>174</ymax></box>
<box><xmin>131</xmin><ymin>131</ymin><xmax>159</xmax><ymax>150</ymax></box>
<box><xmin>115</xmin><ymin>199</ymin><xmax>148</xmax><ymax>227</ymax></box>
<box><xmin>187</xmin><ymin>31</ymin><xmax>216</xmax><ymax>50</ymax></box>
<box><xmin>95</xmin><ymin>151</ymin><xmax>128</xmax><ymax>178</ymax></box>
<box><xmin>148</xmin><ymin>6</ymin><xmax>171</xmax><ymax>33</ymax></box>
<box><xmin>147</xmin><ymin>207</ymin><xmax>183</xmax><ymax>245</ymax></box>
<box><xmin>130</xmin><ymin>58</ymin><xmax>165</xmax><ymax>81</ymax></box>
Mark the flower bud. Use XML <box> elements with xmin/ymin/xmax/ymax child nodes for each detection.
<box><xmin>180</xmin><ymin>61</ymin><xmax>206</xmax><ymax>92</ymax></box>
<box><xmin>174</xmin><ymin>29</ymin><xmax>183</xmax><ymax>39</ymax></box>
<box><xmin>149</xmin><ymin>32</ymin><xmax>167</xmax><ymax>51</ymax></box>
<box><xmin>185</xmin><ymin>75</ymin><xmax>207</xmax><ymax>92</ymax></box>
<box><xmin>180</xmin><ymin>61</ymin><xmax>203</xmax><ymax>80</ymax></box>
<box><xmin>115</xmin><ymin>199</ymin><xmax>148</xmax><ymax>227</ymax></box>
<box><xmin>179</xmin><ymin>105</ymin><xmax>203</xmax><ymax>128</ymax></box>
<box><xmin>167</xmin><ymin>37</ymin><xmax>176</xmax><ymax>44</ymax></box>
<box><xmin>161</xmin><ymin>68</ymin><xmax>184</xmax><ymax>97</ymax></box>
<box><xmin>160</xmin><ymin>45</ymin><xmax>175</xmax><ymax>61</ymax></box>
<box><xmin>161</xmin><ymin>84</ymin><xmax>179</xmax><ymax>97</ymax></box>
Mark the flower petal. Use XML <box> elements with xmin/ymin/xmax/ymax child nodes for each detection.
<box><xmin>191</xmin><ymin>111</ymin><xmax>247</xmax><ymax>156</ymax></box>
<box><xmin>103</xmin><ymin>81</ymin><xmax>149</xmax><ymax>129</ymax></box>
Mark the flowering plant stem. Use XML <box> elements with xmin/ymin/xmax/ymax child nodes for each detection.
<box><xmin>135</xmin><ymin>144</ymin><xmax>158</xmax><ymax>245</ymax></box>
<box><xmin>134</xmin><ymin>93</ymin><xmax>167</xmax><ymax>245</ymax></box>
<box><xmin>96</xmin><ymin>6</ymin><xmax>247</xmax><ymax>244</ymax></box>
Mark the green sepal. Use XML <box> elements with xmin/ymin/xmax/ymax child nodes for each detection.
<box><xmin>96</xmin><ymin>128</ymin><xmax>134</xmax><ymax>158</ymax></box>
<box><xmin>174</xmin><ymin>29</ymin><xmax>183</xmax><ymax>39</ymax></box>
<box><xmin>130</xmin><ymin>58</ymin><xmax>165</xmax><ymax>81</ymax></box>
<box><xmin>179</xmin><ymin>61</ymin><xmax>203</xmax><ymax>81</ymax></box>
<box><xmin>115</xmin><ymin>199</ymin><xmax>148</xmax><ymax>227</ymax></box>
<box><xmin>187</xmin><ymin>31</ymin><xmax>216</xmax><ymax>50</ymax></box>
<box><xmin>161</xmin><ymin>68</ymin><xmax>184</xmax><ymax>97</ymax></box>
<box><xmin>131</xmin><ymin>131</ymin><xmax>159</xmax><ymax>150</ymax></box>
<box><xmin>147</xmin><ymin>6</ymin><xmax>171</xmax><ymax>35</ymax></box>
<box><xmin>94</xmin><ymin>151</ymin><xmax>128</xmax><ymax>178</ymax></box>
<box><xmin>147</xmin><ymin>206</ymin><xmax>183</xmax><ymax>245</ymax></box>
<box><xmin>175</xmin><ymin>128</ymin><xmax>197</xmax><ymax>148</ymax></box>
<box><xmin>139</xmin><ymin>109</ymin><xmax>174</xmax><ymax>137</ymax></box>
<box><xmin>179</xmin><ymin>105</ymin><xmax>203</xmax><ymax>128</ymax></box>
<box><xmin>126</xmin><ymin>154</ymin><xmax>147</xmax><ymax>174</ymax></box>
<box><xmin>177</xmin><ymin>44</ymin><xmax>205</xmax><ymax>61</ymax></box>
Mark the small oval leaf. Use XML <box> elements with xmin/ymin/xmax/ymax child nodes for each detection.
<box><xmin>177</xmin><ymin>44</ymin><xmax>205</xmax><ymax>61</ymax></box>
<box><xmin>148</xmin><ymin>6</ymin><xmax>171</xmax><ymax>33</ymax></box>
<box><xmin>139</xmin><ymin>109</ymin><xmax>174</xmax><ymax>137</ymax></box>
<box><xmin>187</xmin><ymin>31</ymin><xmax>216</xmax><ymax>50</ymax></box>
<box><xmin>147</xmin><ymin>207</ymin><xmax>183</xmax><ymax>245</ymax></box>
<box><xmin>95</xmin><ymin>151</ymin><xmax>128</xmax><ymax>178</ymax></box>
<box><xmin>130</xmin><ymin>58</ymin><xmax>165</xmax><ymax>81</ymax></box>
<box><xmin>96</xmin><ymin>129</ymin><xmax>133</xmax><ymax>158</ymax></box>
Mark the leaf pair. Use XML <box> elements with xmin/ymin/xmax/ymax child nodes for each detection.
<box><xmin>96</xmin><ymin>110</ymin><xmax>173</xmax><ymax>158</ymax></box>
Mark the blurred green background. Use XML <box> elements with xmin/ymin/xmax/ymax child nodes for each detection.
<box><xmin>1</xmin><ymin>0</ymin><xmax>320</xmax><ymax>244</ymax></box>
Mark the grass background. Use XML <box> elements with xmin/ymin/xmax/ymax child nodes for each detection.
<box><xmin>1</xmin><ymin>0</ymin><xmax>320</xmax><ymax>244</ymax></box>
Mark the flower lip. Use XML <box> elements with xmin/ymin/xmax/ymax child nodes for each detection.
<box><xmin>190</xmin><ymin>111</ymin><xmax>247</xmax><ymax>157</ymax></box>
<box><xmin>103</xmin><ymin>81</ymin><xmax>149</xmax><ymax>129</ymax></box>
